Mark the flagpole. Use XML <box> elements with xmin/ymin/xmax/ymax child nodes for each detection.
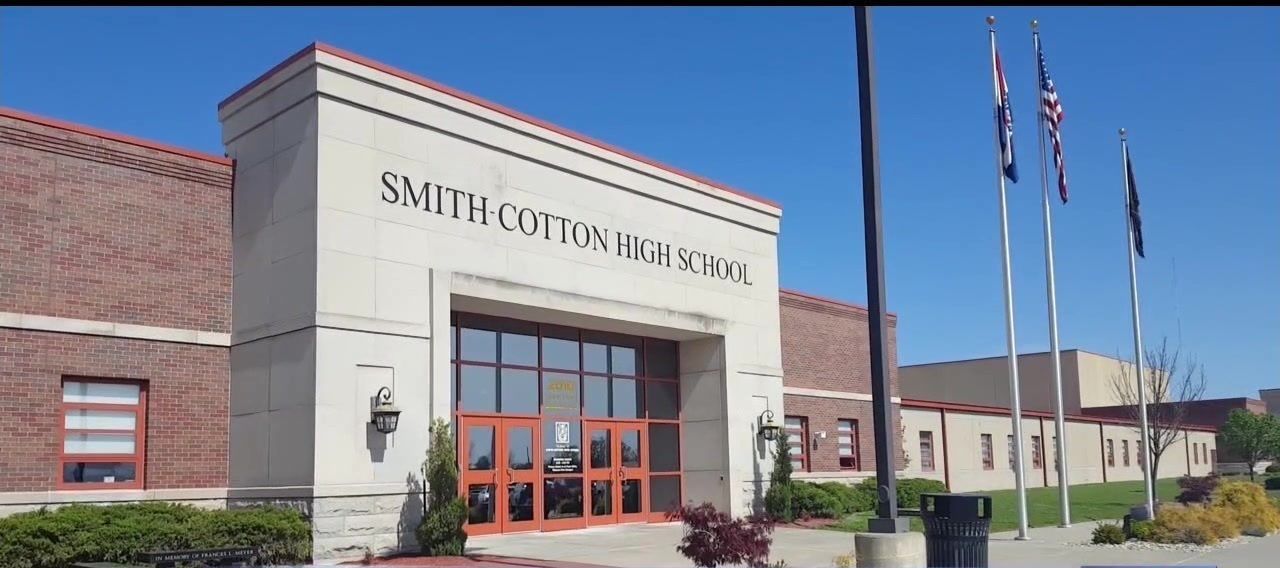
<box><xmin>1120</xmin><ymin>128</ymin><xmax>1156</xmax><ymax>516</ymax></box>
<box><xmin>988</xmin><ymin>15</ymin><xmax>1030</xmax><ymax>541</ymax></box>
<box><xmin>1031</xmin><ymin>19</ymin><xmax>1071</xmax><ymax>528</ymax></box>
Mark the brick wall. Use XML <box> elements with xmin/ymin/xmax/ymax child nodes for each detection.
<box><xmin>0</xmin><ymin>329</ymin><xmax>228</xmax><ymax>491</ymax></box>
<box><xmin>0</xmin><ymin>112</ymin><xmax>232</xmax><ymax>332</ymax></box>
<box><xmin>0</xmin><ymin>111</ymin><xmax>232</xmax><ymax>492</ymax></box>
<box><xmin>779</xmin><ymin>290</ymin><xmax>904</xmax><ymax>474</ymax></box>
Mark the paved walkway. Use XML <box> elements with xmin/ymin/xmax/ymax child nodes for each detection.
<box><xmin>465</xmin><ymin>521</ymin><xmax>1280</xmax><ymax>568</ymax></box>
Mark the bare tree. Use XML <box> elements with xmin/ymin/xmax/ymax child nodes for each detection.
<box><xmin>1110</xmin><ymin>336</ymin><xmax>1208</xmax><ymax>480</ymax></box>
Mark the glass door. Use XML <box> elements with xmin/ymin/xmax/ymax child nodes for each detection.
<box><xmin>584</xmin><ymin>421</ymin><xmax>616</xmax><ymax>525</ymax></box>
<box><xmin>502</xmin><ymin>418</ymin><xmax>540</xmax><ymax>533</ymax></box>
<box><xmin>617</xmin><ymin>423</ymin><xmax>647</xmax><ymax>524</ymax></box>
<box><xmin>460</xmin><ymin>416</ymin><xmax>501</xmax><ymax>536</ymax></box>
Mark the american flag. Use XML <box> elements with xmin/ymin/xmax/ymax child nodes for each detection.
<box><xmin>1039</xmin><ymin>44</ymin><xmax>1068</xmax><ymax>203</ymax></box>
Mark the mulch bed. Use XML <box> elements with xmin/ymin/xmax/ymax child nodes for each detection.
<box><xmin>785</xmin><ymin>517</ymin><xmax>841</xmax><ymax>529</ymax></box>
<box><xmin>345</xmin><ymin>554</ymin><xmax>612</xmax><ymax>568</ymax></box>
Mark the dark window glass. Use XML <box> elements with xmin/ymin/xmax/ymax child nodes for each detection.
<box><xmin>542</xmin><ymin>338</ymin><xmax>580</xmax><ymax>371</ymax></box>
<box><xmin>62</xmin><ymin>462</ymin><xmax>136</xmax><ymax>484</ymax></box>
<box><xmin>621</xmin><ymin>480</ymin><xmax>642</xmax><ymax>514</ymax></box>
<box><xmin>584</xmin><ymin>376</ymin><xmax>610</xmax><ymax>417</ymax></box>
<box><xmin>610</xmin><ymin>345</ymin><xmax>639</xmax><ymax>376</ymax></box>
<box><xmin>621</xmin><ymin>429</ymin><xmax>641</xmax><ymax>468</ymax></box>
<box><xmin>508</xmin><ymin>482</ymin><xmax>534</xmax><ymax>522</ymax></box>
<box><xmin>449</xmin><ymin>325</ymin><xmax>456</xmax><ymax>361</ymax></box>
<box><xmin>612</xmin><ymin>378</ymin><xmax>642</xmax><ymax>419</ymax></box>
<box><xmin>583</xmin><ymin>343</ymin><xmax>609</xmax><ymax>374</ymax></box>
<box><xmin>501</xmin><ymin>332</ymin><xmax>538</xmax><ymax>366</ymax></box>
<box><xmin>542</xmin><ymin>372</ymin><xmax>580</xmax><ymax>416</ymax></box>
<box><xmin>467</xmin><ymin>484</ymin><xmax>496</xmax><ymax>524</ymax></box>
<box><xmin>500</xmin><ymin>369</ymin><xmax>538</xmax><ymax>415</ymax></box>
<box><xmin>544</xmin><ymin>478</ymin><xmax>584</xmax><ymax>519</ymax></box>
<box><xmin>508</xmin><ymin>426</ymin><xmax>534</xmax><ymax>470</ymax></box>
<box><xmin>645</xmin><ymin>339</ymin><xmax>677</xmax><ymax>378</ymax></box>
<box><xmin>543</xmin><ymin>420</ymin><xmax>582</xmax><ymax>474</ymax></box>
<box><xmin>460</xmin><ymin>365</ymin><xmax>497</xmax><ymax>412</ymax></box>
<box><xmin>461</xmin><ymin>328</ymin><xmax>497</xmax><ymax>363</ymax></box>
<box><xmin>589</xmin><ymin>428</ymin><xmax>611</xmax><ymax>469</ymax></box>
<box><xmin>646</xmin><ymin>381</ymin><xmax>679</xmax><ymax>420</ymax></box>
<box><xmin>650</xmin><ymin>475</ymin><xmax>681</xmax><ymax>515</ymax></box>
<box><xmin>649</xmin><ymin>423</ymin><xmax>680</xmax><ymax>472</ymax></box>
<box><xmin>590</xmin><ymin>480</ymin><xmax>613</xmax><ymax>516</ymax></box>
<box><xmin>467</xmin><ymin>426</ymin><xmax>495</xmax><ymax>471</ymax></box>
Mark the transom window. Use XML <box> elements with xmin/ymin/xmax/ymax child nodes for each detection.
<box><xmin>60</xmin><ymin>379</ymin><xmax>146</xmax><ymax>489</ymax></box>
<box><xmin>785</xmin><ymin>416</ymin><xmax>808</xmax><ymax>472</ymax></box>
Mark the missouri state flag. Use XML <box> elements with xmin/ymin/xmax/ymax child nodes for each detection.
<box><xmin>995</xmin><ymin>51</ymin><xmax>1019</xmax><ymax>183</ymax></box>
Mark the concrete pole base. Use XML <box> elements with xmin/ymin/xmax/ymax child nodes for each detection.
<box><xmin>854</xmin><ymin>531</ymin><xmax>926</xmax><ymax>568</ymax></box>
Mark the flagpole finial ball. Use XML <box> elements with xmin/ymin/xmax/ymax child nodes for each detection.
<box><xmin>1119</xmin><ymin>128</ymin><xmax>1127</xmax><ymax>138</ymax></box>
<box><xmin>1031</xmin><ymin>19</ymin><xmax>1038</xmax><ymax>29</ymax></box>
<box><xmin>987</xmin><ymin>16</ymin><xmax>996</xmax><ymax>26</ymax></box>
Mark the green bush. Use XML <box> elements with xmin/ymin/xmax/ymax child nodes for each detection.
<box><xmin>790</xmin><ymin>482</ymin><xmax>842</xmax><ymax>519</ymax></box>
<box><xmin>854</xmin><ymin>477</ymin><xmax>947</xmax><ymax>511</ymax></box>
<box><xmin>764</xmin><ymin>436</ymin><xmax>794</xmax><ymax>522</ymax></box>
<box><xmin>1091</xmin><ymin>521</ymin><xmax>1126</xmax><ymax>544</ymax></box>
<box><xmin>419</xmin><ymin>418</ymin><xmax>467</xmax><ymax>556</ymax></box>
<box><xmin>1265</xmin><ymin>477</ymin><xmax>1280</xmax><ymax>490</ymax></box>
<box><xmin>1265</xmin><ymin>463</ymin><xmax>1280</xmax><ymax>474</ymax></box>
<box><xmin>817</xmin><ymin>482</ymin><xmax>874</xmax><ymax>514</ymax></box>
<box><xmin>1130</xmin><ymin>520</ymin><xmax>1156</xmax><ymax>542</ymax></box>
<box><xmin>0</xmin><ymin>502</ymin><xmax>310</xmax><ymax>568</ymax></box>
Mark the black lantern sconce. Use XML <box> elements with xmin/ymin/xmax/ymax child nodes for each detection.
<box><xmin>757</xmin><ymin>409</ymin><xmax>781</xmax><ymax>442</ymax></box>
<box><xmin>371</xmin><ymin>386</ymin><xmax>401</xmax><ymax>434</ymax></box>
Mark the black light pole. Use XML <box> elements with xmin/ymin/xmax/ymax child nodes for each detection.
<box><xmin>856</xmin><ymin>5</ymin><xmax>906</xmax><ymax>534</ymax></box>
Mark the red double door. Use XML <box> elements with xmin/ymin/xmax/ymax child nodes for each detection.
<box><xmin>459</xmin><ymin>416</ymin><xmax>647</xmax><ymax>535</ymax></box>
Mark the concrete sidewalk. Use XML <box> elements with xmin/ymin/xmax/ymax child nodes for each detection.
<box><xmin>465</xmin><ymin>521</ymin><xmax>1280</xmax><ymax>568</ymax></box>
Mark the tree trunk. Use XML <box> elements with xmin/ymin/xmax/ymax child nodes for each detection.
<box><xmin>1151</xmin><ymin>452</ymin><xmax>1162</xmax><ymax>486</ymax></box>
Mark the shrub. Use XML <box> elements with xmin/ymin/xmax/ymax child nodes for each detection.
<box><xmin>817</xmin><ymin>482</ymin><xmax>874</xmax><ymax>514</ymax></box>
<box><xmin>790</xmin><ymin>482</ymin><xmax>842</xmax><ymax>519</ymax></box>
<box><xmin>832</xmin><ymin>553</ymin><xmax>855</xmax><ymax>568</ymax></box>
<box><xmin>1265</xmin><ymin>477</ymin><xmax>1280</xmax><ymax>490</ymax></box>
<box><xmin>855</xmin><ymin>477</ymin><xmax>947</xmax><ymax>510</ymax></box>
<box><xmin>1176</xmin><ymin>474</ymin><xmax>1220</xmax><ymax>504</ymax></box>
<box><xmin>0</xmin><ymin>502</ymin><xmax>310</xmax><ymax>568</ymax></box>
<box><xmin>417</xmin><ymin>418</ymin><xmax>467</xmax><ymax>556</ymax></box>
<box><xmin>671</xmin><ymin>502</ymin><xmax>775</xmax><ymax>568</ymax></box>
<box><xmin>1266</xmin><ymin>463</ymin><xmax>1280</xmax><ymax>474</ymax></box>
<box><xmin>1091</xmin><ymin>521</ymin><xmax>1126</xmax><ymax>544</ymax></box>
<box><xmin>764</xmin><ymin>436</ymin><xmax>794</xmax><ymax>522</ymax></box>
<box><xmin>1151</xmin><ymin>504</ymin><xmax>1240</xmax><ymax>545</ymax></box>
<box><xmin>1211</xmin><ymin>480</ymin><xmax>1280</xmax><ymax>536</ymax></box>
<box><xmin>1130</xmin><ymin>520</ymin><xmax>1156</xmax><ymax>542</ymax></box>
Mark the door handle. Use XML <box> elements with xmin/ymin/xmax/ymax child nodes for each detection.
<box><xmin>619</xmin><ymin>466</ymin><xmax>627</xmax><ymax>480</ymax></box>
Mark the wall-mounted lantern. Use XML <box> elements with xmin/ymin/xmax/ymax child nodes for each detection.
<box><xmin>757</xmin><ymin>409</ymin><xmax>781</xmax><ymax>442</ymax></box>
<box><xmin>371</xmin><ymin>386</ymin><xmax>401</xmax><ymax>434</ymax></box>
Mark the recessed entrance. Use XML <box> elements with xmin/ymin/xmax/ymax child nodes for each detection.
<box><xmin>451</xmin><ymin>312</ymin><xmax>683</xmax><ymax>535</ymax></box>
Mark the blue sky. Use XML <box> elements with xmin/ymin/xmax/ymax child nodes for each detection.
<box><xmin>2</xmin><ymin>7</ymin><xmax>1276</xmax><ymax>399</ymax></box>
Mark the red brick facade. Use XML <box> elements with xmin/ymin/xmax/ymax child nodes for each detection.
<box><xmin>779</xmin><ymin>290</ymin><xmax>904</xmax><ymax>474</ymax></box>
<box><xmin>0</xmin><ymin>110</ymin><xmax>232</xmax><ymax>492</ymax></box>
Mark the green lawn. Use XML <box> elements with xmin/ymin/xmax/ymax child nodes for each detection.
<box><xmin>826</xmin><ymin>478</ymin><xmax>1178</xmax><ymax>534</ymax></box>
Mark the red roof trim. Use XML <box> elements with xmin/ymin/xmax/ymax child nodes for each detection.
<box><xmin>0</xmin><ymin>107</ymin><xmax>233</xmax><ymax>167</ymax></box>
<box><xmin>779</xmin><ymin>288</ymin><xmax>898</xmax><ymax>319</ymax></box>
<box><xmin>218</xmin><ymin>42</ymin><xmax>779</xmax><ymax>211</ymax></box>
<box><xmin>901</xmin><ymin>398</ymin><xmax>1218</xmax><ymax>433</ymax></box>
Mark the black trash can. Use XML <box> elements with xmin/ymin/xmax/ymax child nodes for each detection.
<box><xmin>921</xmin><ymin>492</ymin><xmax>993</xmax><ymax>568</ymax></box>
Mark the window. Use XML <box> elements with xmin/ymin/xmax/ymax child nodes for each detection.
<box><xmin>1007</xmin><ymin>435</ymin><xmax>1015</xmax><ymax>469</ymax></box>
<box><xmin>837</xmin><ymin>419</ymin><xmax>859</xmax><ymax>470</ymax></box>
<box><xmin>785</xmin><ymin>416</ymin><xmax>808</xmax><ymax>472</ymax></box>
<box><xmin>1193</xmin><ymin>441</ymin><xmax>1199</xmax><ymax>465</ymax></box>
<box><xmin>1031</xmin><ymin>436</ymin><xmax>1043</xmax><ymax>469</ymax></box>
<box><xmin>1122</xmin><ymin>440</ymin><xmax>1130</xmax><ymax>467</ymax></box>
<box><xmin>60</xmin><ymin>380</ymin><xmax>146</xmax><ymax>489</ymax></box>
<box><xmin>919</xmin><ymin>431</ymin><xmax>935</xmax><ymax>472</ymax></box>
<box><xmin>981</xmin><ymin>434</ymin><xmax>994</xmax><ymax>470</ymax></box>
<box><xmin>1106</xmin><ymin>439</ymin><xmax>1115</xmax><ymax>467</ymax></box>
<box><xmin>1203</xmin><ymin>443</ymin><xmax>1210</xmax><ymax>464</ymax></box>
<box><xmin>1052</xmin><ymin>436</ymin><xmax>1059</xmax><ymax>471</ymax></box>
<box><xmin>1137</xmin><ymin>440</ymin><xmax>1144</xmax><ymax>467</ymax></box>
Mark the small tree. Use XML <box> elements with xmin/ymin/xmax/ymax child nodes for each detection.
<box><xmin>1219</xmin><ymin>409</ymin><xmax>1280</xmax><ymax>482</ymax></box>
<box><xmin>763</xmin><ymin>435</ymin><xmax>793</xmax><ymax>522</ymax></box>
<box><xmin>1110</xmin><ymin>337</ymin><xmax>1207</xmax><ymax>479</ymax></box>
<box><xmin>416</xmin><ymin>418</ymin><xmax>468</xmax><ymax>556</ymax></box>
<box><xmin>671</xmin><ymin>502</ymin><xmax>776</xmax><ymax>568</ymax></box>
